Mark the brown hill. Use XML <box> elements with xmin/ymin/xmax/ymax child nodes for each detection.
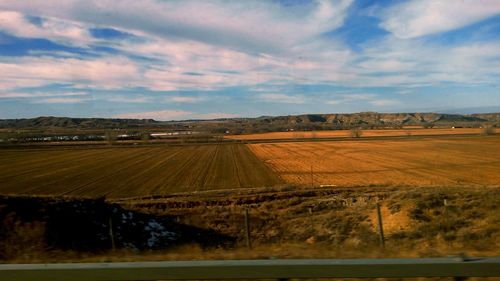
<box><xmin>0</xmin><ymin>113</ymin><xmax>497</xmax><ymax>132</ymax></box>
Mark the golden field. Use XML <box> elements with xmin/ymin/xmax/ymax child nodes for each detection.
<box><xmin>226</xmin><ymin>127</ymin><xmax>497</xmax><ymax>140</ymax></box>
<box><xmin>248</xmin><ymin>136</ymin><xmax>500</xmax><ymax>187</ymax></box>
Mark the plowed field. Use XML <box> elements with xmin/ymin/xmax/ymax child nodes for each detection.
<box><xmin>226</xmin><ymin>128</ymin><xmax>496</xmax><ymax>140</ymax></box>
<box><xmin>0</xmin><ymin>144</ymin><xmax>282</xmax><ymax>198</ymax></box>
<box><xmin>248</xmin><ymin>137</ymin><xmax>500</xmax><ymax>187</ymax></box>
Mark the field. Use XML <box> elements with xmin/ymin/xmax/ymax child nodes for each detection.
<box><xmin>0</xmin><ymin>144</ymin><xmax>282</xmax><ymax>198</ymax></box>
<box><xmin>249</xmin><ymin>136</ymin><xmax>500</xmax><ymax>187</ymax></box>
<box><xmin>2</xmin><ymin>136</ymin><xmax>499</xmax><ymax>199</ymax></box>
<box><xmin>1</xmin><ymin>136</ymin><xmax>500</xmax><ymax>262</ymax></box>
<box><xmin>225</xmin><ymin>127</ymin><xmax>496</xmax><ymax>140</ymax></box>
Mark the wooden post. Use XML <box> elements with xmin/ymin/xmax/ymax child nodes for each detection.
<box><xmin>376</xmin><ymin>203</ymin><xmax>385</xmax><ymax>248</ymax></box>
<box><xmin>244</xmin><ymin>208</ymin><xmax>252</xmax><ymax>249</ymax></box>
<box><xmin>308</xmin><ymin>207</ymin><xmax>314</xmax><ymax>231</ymax></box>
<box><xmin>109</xmin><ymin>216</ymin><xmax>116</xmax><ymax>251</ymax></box>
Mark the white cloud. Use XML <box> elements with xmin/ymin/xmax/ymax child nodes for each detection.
<box><xmin>114</xmin><ymin>110</ymin><xmax>192</xmax><ymax>120</ymax></box>
<box><xmin>34</xmin><ymin>97</ymin><xmax>88</xmax><ymax>103</ymax></box>
<box><xmin>0</xmin><ymin>56</ymin><xmax>139</xmax><ymax>89</ymax></box>
<box><xmin>0</xmin><ymin>91</ymin><xmax>88</xmax><ymax>98</ymax></box>
<box><xmin>370</xmin><ymin>99</ymin><xmax>401</xmax><ymax>107</ymax></box>
<box><xmin>341</xmin><ymin>93</ymin><xmax>376</xmax><ymax>100</ymax></box>
<box><xmin>0</xmin><ymin>0</ymin><xmax>498</xmax><ymax>106</ymax></box>
<box><xmin>194</xmin><ymin>112</ymin><xmax>240</xmax><ymax>119</ymax></box>
<box><xmin>104</xmin><ymin>96</ymin><xmax>150</xmax><ymax>103</ymax></box>
<box><xmin>380</xmin><ymin>0</ymin><xmax>500</xmax><ymax>39</ymax></box>
<box><xmin>351</xmin><ymin>37</ymin><xmax>500</xmax><ymax>87</ymax></box>
<box><xmin>169</xmin><ymin>96</ymin><xmax>205</xmax><ymax>103</ymax></box>
<box><xmin>326</xmin><ymin>100</ymin><xmax>342</xmax><ymax>105</ymax></box>
<box><xmin>257</xmin><ymin>93</ymin><xmax>307</xmax><ymax>104</ymax></box>
<box><xmin>325</xmin><ymin>93</ymin><xmax>377</xmax><ymax>104</ymax></box>
<box><xmin>0</xmin><ymin>0</ymin><xmax>353</xmax><ymax>53</ymax></box>
<box><xmin>0</xmin><ymin>10</ymin><xmax>91</xmax><ymax>46</ymax></box>
<box><xmin>0</xmin><ymin>1</ymin><xmax>355</xmax><ymax>92</ymax></box>
<box><xmin>114</xmin><ymin>110</ymin><xmax>238</xmax><ymax>121</ymax></box>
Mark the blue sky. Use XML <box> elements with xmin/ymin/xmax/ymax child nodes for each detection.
<box><xmin>0</xmin><ymin>0</ymin><xmax>499</xmax><ymax>120</ymax></box>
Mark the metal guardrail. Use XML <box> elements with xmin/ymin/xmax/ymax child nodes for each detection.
<box><xmin>1</xmin><ymin>257</ymin><xmax>499</xmax><ymax>281</ymax></box>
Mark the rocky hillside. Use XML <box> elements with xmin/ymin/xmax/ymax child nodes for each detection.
<box><xmin>256</xmin><ymin>112</ymin><xmax>497</xmax><ymax>126</ymax></box>
<box><xmin>239</xmin><ymin>112</ymin><xmax>499</xmax><ymax>133</ymax></box>
<box><xmin>0</xmin><ymin>112</ymin><xmax>498</xmax><ymax>132</ymax></box>
<box><xmin>0</xmin><ymin>116</ymin><xmax>158</xmax><ymax>129</ymax></box>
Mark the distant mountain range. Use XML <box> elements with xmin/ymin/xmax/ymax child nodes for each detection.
<box><xmin>1</xmin><ymin>112</ymin><xmax>499</xmax><ymax>131</ymax></box>
<box><xmin>253</xmin><ymin>112</ymin><xmax>500</xmax><ymax>125</ymax></box>
<box><xmin>0</xmin><ymin>116</ymin><xmax>159</xmax><ymax>129</ymax></box>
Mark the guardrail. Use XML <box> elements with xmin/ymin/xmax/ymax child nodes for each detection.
<box><xmin>1</xmin><ymin>257</ymin><xmax>499</xmax><ymax>281</ymax></box>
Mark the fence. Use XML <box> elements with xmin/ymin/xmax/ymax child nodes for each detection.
<box><xmin>1</xmin><ymin>257</ymin><xmax>499</xmax><ymax>281</ymax></box>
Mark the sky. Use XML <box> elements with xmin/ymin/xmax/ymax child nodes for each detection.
<box><xmin>0</xmin><ymin>0</ymin><xmax>499</xmax><ymax>120</ymax></box>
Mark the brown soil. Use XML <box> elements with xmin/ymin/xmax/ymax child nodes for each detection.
<box><xmin>226</xmin><ymin>128</ymin><xmax>497</xmax><ymax>140</ymax></box>
<box><xmin>248</xmin><ymin>136</ymin><xmax>500</xmax><ymax>187</ymax></box>
<box><xmin>0</xmin><ymin>144</ymin><xmax>282</xmax><ymax>198</ymax></box>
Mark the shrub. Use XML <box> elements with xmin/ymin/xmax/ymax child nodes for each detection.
<box><xmin>350</xmin><ymin>128</ymin><xmax>362</xmax><ymax>138</ymax></box>
<box><xmin>482</xmin><ymin>126</ymin><xmax>495</xmax><ymax>135</ymax></box>
<box><xmin>105</xmin><ymin>131</ymin><xmax>118</xmax><ymax>144</ymax></box>
<box><xmin>422</xmin><ymin>122</ymin><xmax>435</xmax><ymax>129</ymax></box>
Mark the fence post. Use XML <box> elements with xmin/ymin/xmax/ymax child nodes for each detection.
<box><xmin>376</xmin><ymin>203</ymin><xmax>385</xmax><ymax>248</ymax></box>
<box><xmin>308</xmin><ymin>207</ymin><xmax>314</xmax><ymax>231</ymax></box>
<box><xmin>109</xmin><ymin>216</ymin><xmax>116</xmax><ymax>251</ymax></box>
<box><xmin>244</xmin><ymin>208</ymin><xmax>252</xmax><ymax>249</ymax></box>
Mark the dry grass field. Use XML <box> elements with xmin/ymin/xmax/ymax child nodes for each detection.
<box><xmin>0</xmin><ymin>144</ymin><xmax>282</xmax><ymax>198</ymax></box>
<box><xmin>226</xmin><ymin>127</ymin><xmax>496</xmax><ymax>140</ymax></box>
<box><xmin>5</xmin><ymin>185</ymin><xmax>496</xmax><ymax>263</ymax></box>
<box><xmin>248</xmin><ymin>136</ymin><xmax>500</xmax><ymax>187</ymax></box>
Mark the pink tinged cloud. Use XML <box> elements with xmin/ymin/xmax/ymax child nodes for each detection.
<box><xmin>114</xmin><ymin>110</ymin><xmax>238</xmax><ymax>121</ymax></box>
<box><xmin>381</xmin><ymin>0</ymin><xmax>500</xmax><ymax>38</ymax></box>
<box><xmin>34</xmin><ymin>97</ymin><xmax>88</xmax><ymax>103</ymax></box>
<box><xmin>114</xmin><ymin>110</ymin><xmax>193</xmax><ymax>120</ymax></box>
<box><xmin>257</xmin><ymin>93</ymin><xmax>306</xmax><ymax>104</ymax></box>
<box><xmin>0</xmin><ymin>57</ymin><xmax>139</xmax><ymax>89</ymax></box>
<box><xmin>0</xmin><ymin>10</ymin><xmax>91</xmax><ymax>46</ymax></box>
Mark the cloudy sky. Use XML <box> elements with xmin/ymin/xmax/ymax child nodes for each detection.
<box><xmin>0</xmin><ymin>0</ymin><xmax>499</xmax><ymax>120</ymax></box>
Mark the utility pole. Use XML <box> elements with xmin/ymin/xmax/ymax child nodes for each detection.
<box><xmin>376</xmin><ymin>203</ymin><xmax>385</xmax><ymax>248</ymax></box>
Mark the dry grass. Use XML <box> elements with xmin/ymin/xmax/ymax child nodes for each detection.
<box><xmin>248</xmin><ymin>136</ymin><xmax>500</xmax><ymax>187</ymax></box>
<box><xmin>112</xmin><ymin>186</ymin><xmax>500</xmax><ymax>261</ymax></box>
<box><xmin>0</xmin><ymin>144</ymin><xmax>282</xmax><ymax>198</ymax></box>
<box><xmin>225</xmin><ymin>128</ymin><xmax>497</xmax><ymax>140</ymax></box>
<box><xmin>1</xmin><ymin>186</ymin><xmax>498</xmax><ymax>263</ymax></box>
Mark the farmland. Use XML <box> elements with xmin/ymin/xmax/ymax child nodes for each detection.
<box><xmin>0</xmin><ymin>144</ymin><xmax>282</xmax><ymax>198</ymax></box>
<box><xmin>226</xmin><ymin>127</ymin><xmax>497</xmax><ymax>140</ymax></box>
<box><xmin>249</xmin><ymin>136</ymin><xmax>500</xmax><ymax>187</ymax></box>
<box><xmin>1</xmin><ymin>136</ymin><xmax>500</xmax><ymax>262</ymax></box>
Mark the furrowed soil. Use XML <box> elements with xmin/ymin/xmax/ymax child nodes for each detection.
<box><xmin>248</xmin><ymin>136</ymin><xmax>500</xmax><ymax>187</ymax></box>
<box><xmin>226</xmin><ymin>128</ymin><xmax>497</xmax><ymax>140</ymax></box>
<box><xmin>0</xmin><ymin>144</ymin><xmax>282</xmax><ymax>198</ymax></box>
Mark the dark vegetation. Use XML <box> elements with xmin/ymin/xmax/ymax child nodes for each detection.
<box><xmin>0</xmin><ymin>196</ymin><xmax>235</xmax><ymax>261</ymax></box>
